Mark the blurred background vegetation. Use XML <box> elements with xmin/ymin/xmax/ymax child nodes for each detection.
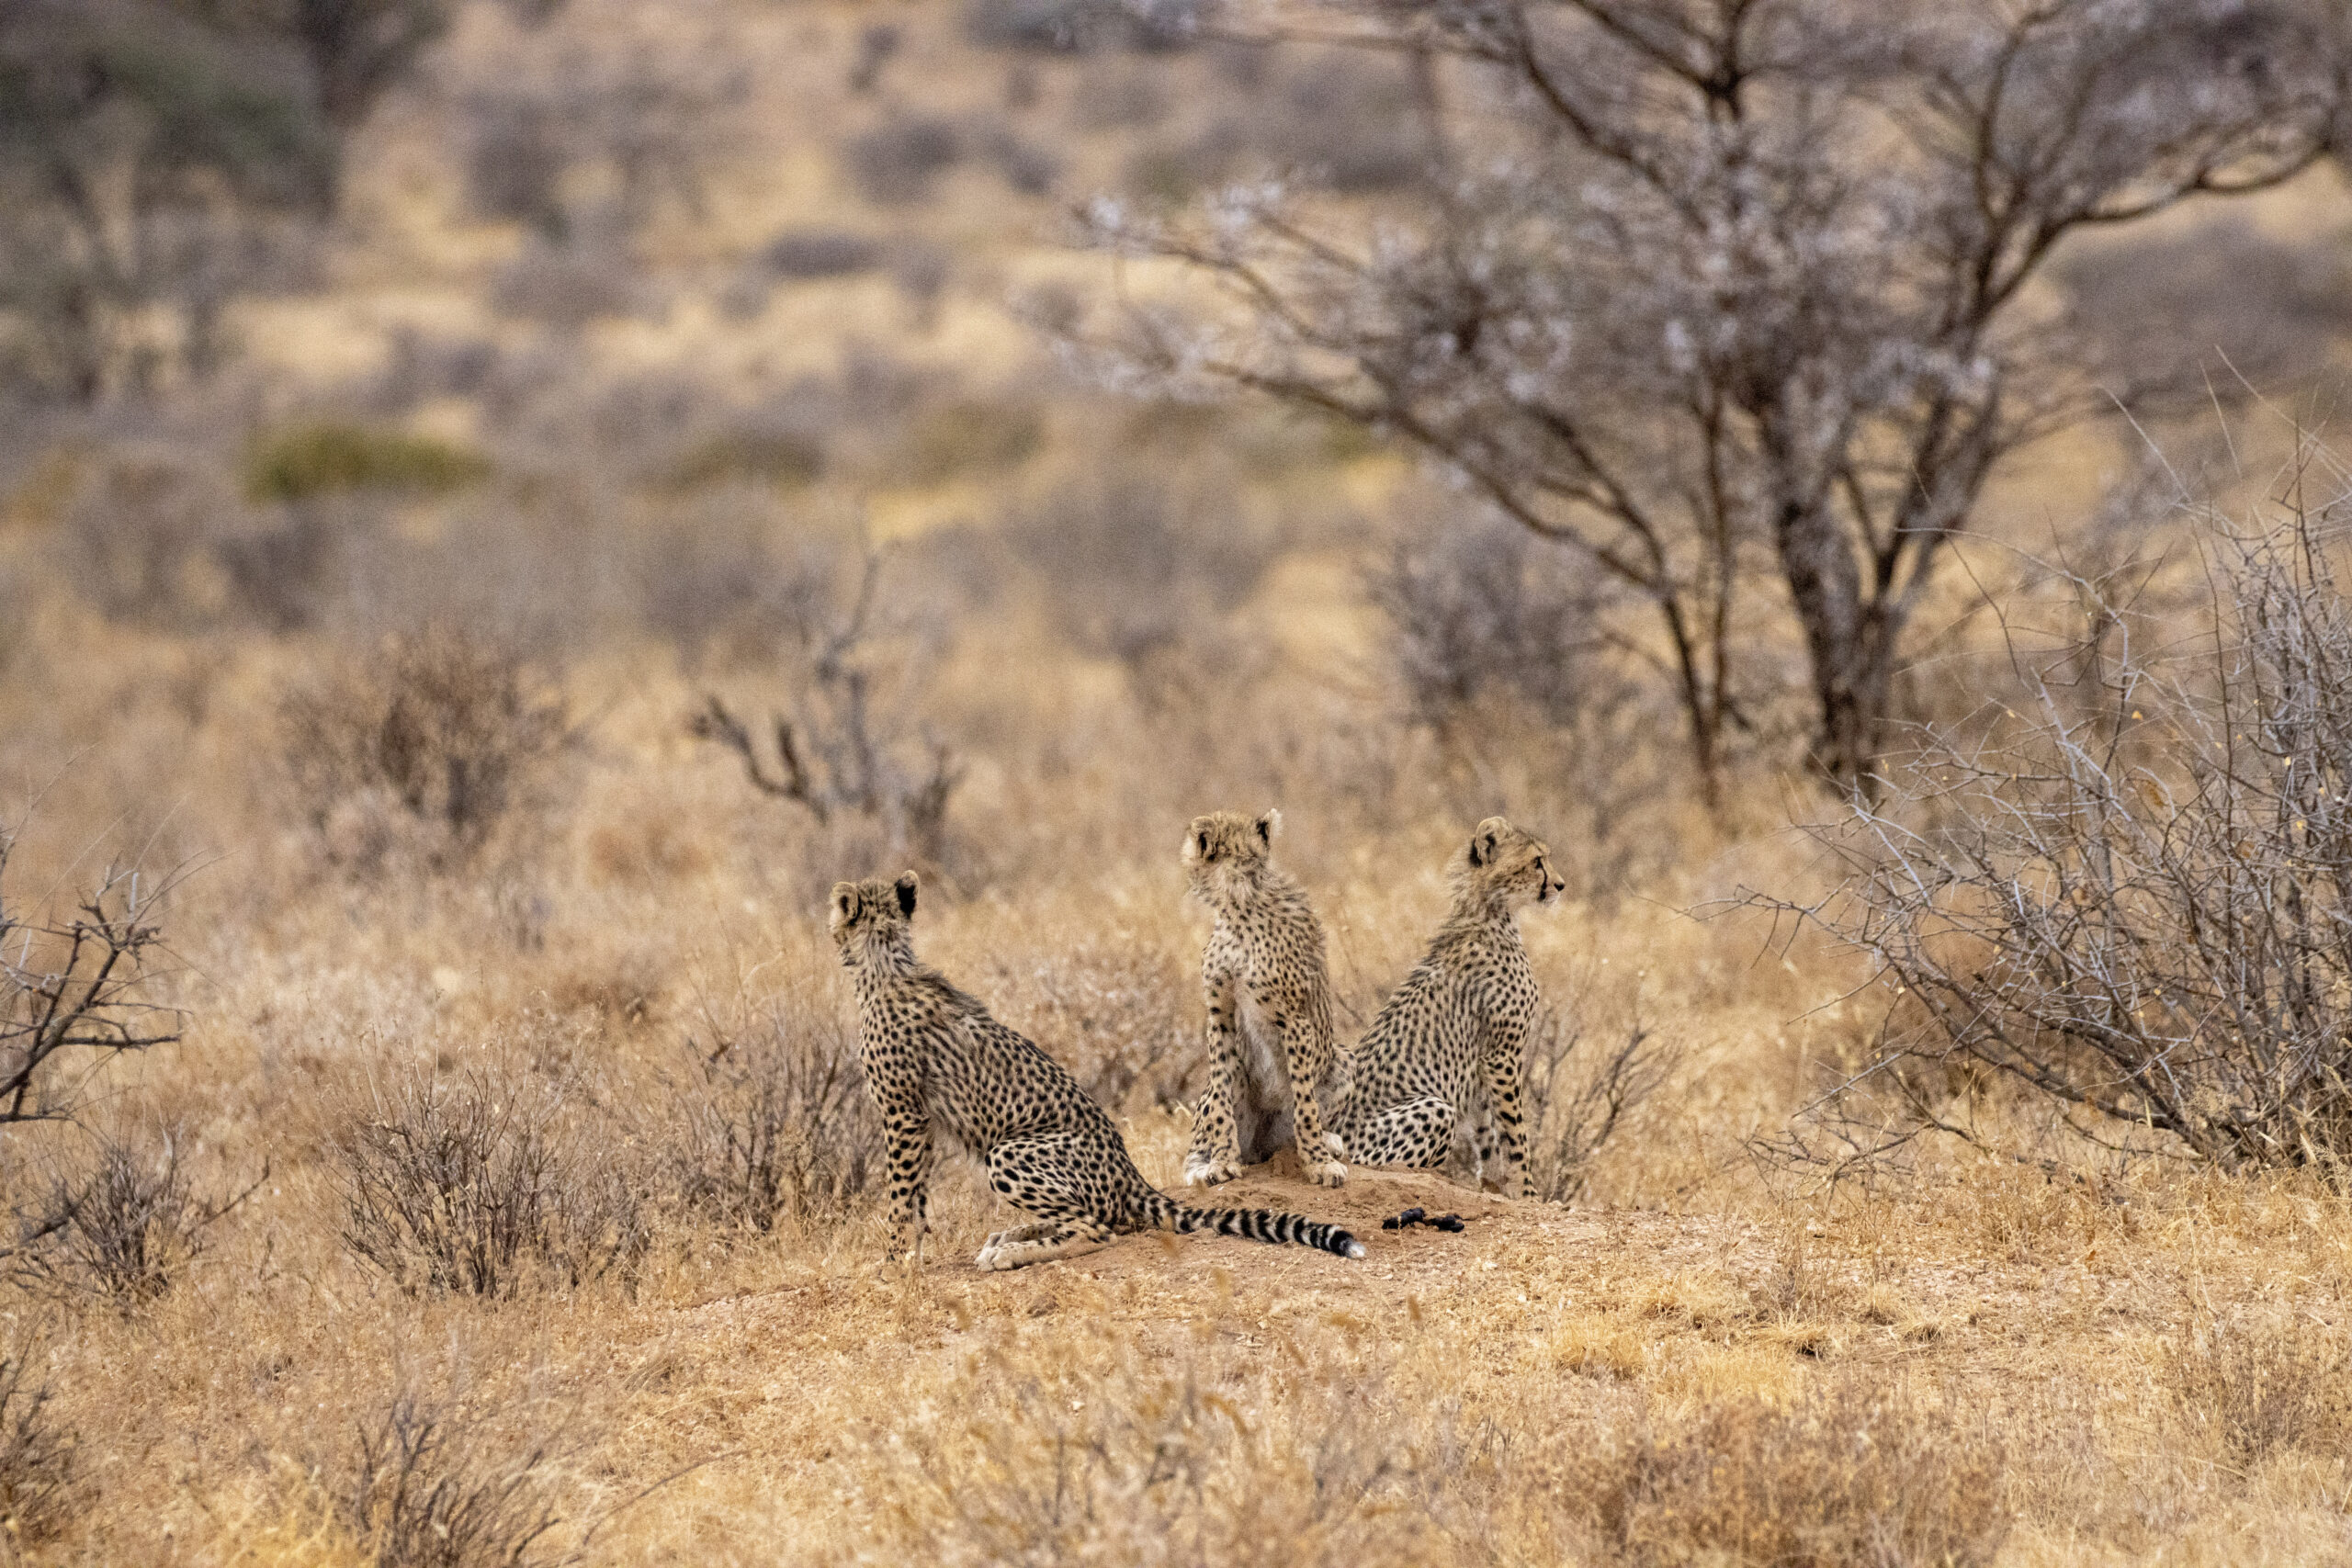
<box><xmin>2</xmin><ymin>0</ymin><xmax>2347</xmax><ymax>865</ymax></box>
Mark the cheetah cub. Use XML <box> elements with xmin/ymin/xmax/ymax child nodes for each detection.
<box><xmin>831</xmin><ymin>873</ymin><xmax>1364</xmax><ymax>1269</ymax></box>
<box><xmin>1181</xmin><ymin>809</ymin><xmax>1348</xmax><ymax>1189</ymax></box>
<box><xmin>1332</xmin><ymin>818</ymin><xmax>1565</xmax><ymax>1197</ymax></box>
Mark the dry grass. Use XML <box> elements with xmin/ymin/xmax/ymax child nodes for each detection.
<box><xmin>0</xmin><ymin>4</ymin><xmax>2348</xmax><ymax>1564</ymax></box>
<box><xmin>8</xmin><ymin>569</ymin><xmax>2351</xmax><ymax>1565</ymax></box>
<box><xmin>0</xmin><ymin>1331</ymin><xmax>74</xmax><ymax>1546</ymax></box>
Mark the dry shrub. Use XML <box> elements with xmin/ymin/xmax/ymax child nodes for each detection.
<box><xmin>334</xmin><ymin>1068</ymin><xmax>648</xmax><ymax>1298</ymax></box>
<box><xmin>58</xmin><ymin>450</ymin><xmax>247</xmax><ymax>627</ymax></box>
<box><xmin>462</xmin><ymin>100</ymin><xmax>568</xmax><ymax>235</ymax></box>
<box><xmin>2165</xmin><ymin>1313</ymin><xmax>2352</xmax><ymax>1467</ymax></box>
<box><xmin>964</xmin><ymin>0</ymin><xmax>1211</xmax><ymax>55</ymax></box>
<box><xmin>844</xmin><ymin>115</ymin><xmax>962</xmax><ymax>206</ymax></box>
<box><xmin>1520</xmin><ymin>1006</ymin><xmax>1673</xmax><ymax>1203</ymax></box>
<box><xmin>328</xmin><ymin>1393</ymin><xmax>565</xmax><ymax>1568</ymax></box>
<box><xmin>282</xmin><ymin>626</ymin><xmax>571</xmax><ymax>873</ymax></box>
<box><xmin>2060</xmin><ymin>213</ymin><xmax>2352</xmax><ymax>397</ymax></box>
<box><xmin>1371</xmin><ymin>511</ymin><xmax>1679</xmax><ymax>893</ymax></box>
<box><xmin>1562</xmin><ymin>1382</ymin><xmax>2007</xmax><ymax>1568</ymax></box>
<box><xmin>899</xmin><ymin>400</ymin><xmax>1042</xmax><ymax>484</ymax></box>
<box><xmin>689</xmin><ymin>537</ymin><xmax>963</xmax><ymax>867</ymax></box>
<box><xmin>853</xmin><ymin>1340</ymin><xmax>1442</xmax><ymax>1568</ymax></box>
<box><xmin>1125</xmin><ymin>46</ymin><xmax>1430</xmax><ymax>199</ymax></box>
<box><xmin>11</xmin><ymin>1126</ymin><xmax>249</xmax><ymax>1303</ymax></box>
<box><xmin>1763</xmin><ymin>496</ymin><xmax>2352</xmax><ymax>1182</ymax></box>
<box><xmin>488</xmin><ymin>243</ymin><xmax>648</xmax><ymax>328</ymax></box>
<box><xmin>1006</xmin><ymin>474</ymin><xmax>1274</xmax><ymax>711</ymax></box>
<box><xmin>982</xmin><ymin>938</ymin><xmax>1198</xmax><ymax>1112</ymax></box>
<box><xmin>0</xmin><ymin>1334</ymin><xmax>74</xmax><ymax>1545</ymax></box>
<box><xmin>854</xmin><ymin>1344</ymin><xmax>1996</xmax><ymax>1567</ymax></box>
<box><xmin>662</xmin><ymin>997</ymin><xmax>878</xmax><ymax>1234</ymax></box>
<box><xmin>1372</xmin><ymin>512</ymin><xmax>1619</xmax><ymax>736</ymax></box>
<box><xmin>761</xmin><ymin>228</ymin><xmax>884</xmax><ymax>279</ymax></box>
<box><xmin>655</xmin><ymin>427</ymin><xmax>823</xmax><ymax>495</ymax></box>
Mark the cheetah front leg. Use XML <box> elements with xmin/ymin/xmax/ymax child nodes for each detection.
<box><xmin>1276</xmin><ymin>1015</ymin><xmax>1347</xmax><ymax>1187</ymax></box>
<box><xmin>1183</xmin><ymin>974</ymin><xmax>1245</xmax><ymax>1187</ymax></box>
<box><xmin>1480</xmin><ymin>1013</ymin><xmax>1531</xmax><ymax>1199</ymax></box>
<box><xmin>878</xmin><ymin>1105</ymin><xmax>935</xmax><ymax>1265</ymax></box>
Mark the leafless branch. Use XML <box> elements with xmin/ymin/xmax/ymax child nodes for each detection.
<box><xmin>1746</xmin><ymin>463</ymin><xmax>2352</xmax><ymax>1187</ymax></box>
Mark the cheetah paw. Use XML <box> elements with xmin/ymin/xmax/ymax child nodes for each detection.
<box><xmin>1302</xmin><ymin>1158</ymin><xmax>1348</xmax><ymax>1188</ymax></box>
<box><xmin>1319</xmin><ymin>1132</ymin><xmax>1348</xmax><ymax>1160</ymax></box>
<box><xmin>974</xmin><ymin>1244</ymin><xmax>1009</xmax><ymax>1271</ymax></box>
<box><xmin>1183</xmin><ymin>1156</ymin><xmax>1242</xmax><ymax>1187</ymax></box>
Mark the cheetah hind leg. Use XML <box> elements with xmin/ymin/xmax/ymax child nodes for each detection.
<box><xmin>982</xmin><ymin>1219</ymin><xmax>1055</xmax><ymax>1252</ymax></box>
<box><xmin>1347</xmin><ymin>1097</ymin><xmax>1458</xmax><ymax>1172</ymax></box>
<box><xmin>978</xmin><ymin>1134</ymin><xmax>1114</xmax><ymax>1271</ymax></box>
<box><xmin>976</xmin><ymin>1215</ymin><xmax>1112</xmax><ymax>1271</ymax></box>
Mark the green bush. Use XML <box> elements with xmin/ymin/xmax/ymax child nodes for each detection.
<box><xmin>901</xmin><ymin>400</ymin><xmax>1041</xmax><ymax>485</ymax></box>
<box><xmin>243</xmin><ymin>423</ymin><xmax>492</xmax><ymax>504</ymax></box>
<box><xmin>657</xmin><ymin>429</ymin><xmax>823</xmax><ymax>493</ymax></box>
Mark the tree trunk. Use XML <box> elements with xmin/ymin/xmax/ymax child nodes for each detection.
<box><xmin>1774</xmin><ymin>499</ymin><xmax>1900</xmax><ymax>791</ymax></box>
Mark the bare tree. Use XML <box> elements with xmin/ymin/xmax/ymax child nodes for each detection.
<box><xmin>1076</xmin><ymin>0</ymin><xmax>2349</xmax><ymax>800</ymax></box>
<box><xmin>0</xmin><ymin>828</ymin><xmax>184</xmax><ymax>1130</ymax></box>
<box><xmin>1750</xmin><ymin>472</ymin><xmax>2352</xmax><ymax>1185</ymax></box>
<box><xmin>690</xmin><ymin>540</ymin><xmax>962</xmax><ymax>866</ymax></box>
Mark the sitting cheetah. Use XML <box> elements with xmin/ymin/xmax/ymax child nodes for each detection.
<box><xmin>1330</xmin><ymin>818</ymin><xmax>1565</xmax><ymax>1197</ymax></box>
<box><xmin>1181</xmin><ymin>809</ymin><xmax>1348</xmax><ymax>1189</ymax></box>
<box><xmin>830</xmin><ymin>872</ymin><xmax>1364</xmax><ymax>1270</ymax></box>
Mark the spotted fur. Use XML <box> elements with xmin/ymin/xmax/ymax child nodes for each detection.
<box><xmin>1331</xmin><ymin>818</ymin><xmax>1565</xmax><ymax>1197</ymax></box>
<box><xmin>1180</xmin><ymin>809</ymin><xmax>1348</xmax><ymax>1189</ymax></box>
<box><xmin>830</xmin><ymin>873</ymin><xmax>1364</xmax><ymax>1270</ymax></box>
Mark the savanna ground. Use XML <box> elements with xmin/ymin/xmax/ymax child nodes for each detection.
<box><xmin>6</xmin><ymin>1</ymin><xmax>2352</xmax><ymax>1563</ymax></box>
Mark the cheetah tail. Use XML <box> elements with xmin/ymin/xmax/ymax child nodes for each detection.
<box><xmin>1142</xmin><ymin>1191</ymin><xmax>1365</xmax><ymax>1260</ymax></box>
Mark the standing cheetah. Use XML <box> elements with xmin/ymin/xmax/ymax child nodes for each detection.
<box><xmin>831</xmin><ymin>873</ymin><xmax>1364</xmax><ymax>1269</ymax></box>
<box><xmin>1331</xmin><ymin>818</ymin><xmax>1565</xmax><ymax>1197</ymax></box>
<box><xmin>1181</xmin><ymin>809</ymin><xmax>1348</xmax><ymax>1189</ymax></box>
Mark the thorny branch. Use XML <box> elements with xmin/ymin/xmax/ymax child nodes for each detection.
<box><xmin>1744</xmin><ymin>471</ymin><xmax>2352</xmax><ymax>1189</ymax></box>
<box><xmin>1</xmin><ymin>831</ymin><xmax>186</xmax><ymax>1130</ymax></box>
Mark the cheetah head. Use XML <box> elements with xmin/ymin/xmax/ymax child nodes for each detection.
<box><xmin>1454</xmin><ymin>818</ymin><xmax>1566</xmax><ymax>915</ymax></box>
<box><xmin>1182</xmin><ymin>808</ymin><xmax>1282</xmax><ymax>904</ymax></box>
<box><xmin>829</xmin><ymin>871</ymin><xmax>920</xmax><ymax>967</ymax></box>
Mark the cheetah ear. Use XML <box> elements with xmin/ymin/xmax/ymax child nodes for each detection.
<box><xmin>894</xmin><ymin>871</ymin><xmax>919</xmax><ymax>918</ymax></box>
<box><xmin>1256</xmin><ymin>807</ymin><xmax>1282</xmax><ymax>845</ymax></box>
<box><xmin>1182</xmin><ymin>828</ymin><xmax>1205</xmax><ymax>863</ymax></box>
<box><xmin>828</xmin><ymin>883</ymin><xmax>856</xmax><ymax>931</ymax></box>
<box><xmin>1468</xmin><ymin>826</ymin><xmax>1501</xmax><ymax>867</ymax></box>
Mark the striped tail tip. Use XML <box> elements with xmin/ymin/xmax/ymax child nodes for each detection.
<box><xmin>1344</xmin><ymin>1237</ymin><xmax>1366</xmax><ymax>1259</ymax></box>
